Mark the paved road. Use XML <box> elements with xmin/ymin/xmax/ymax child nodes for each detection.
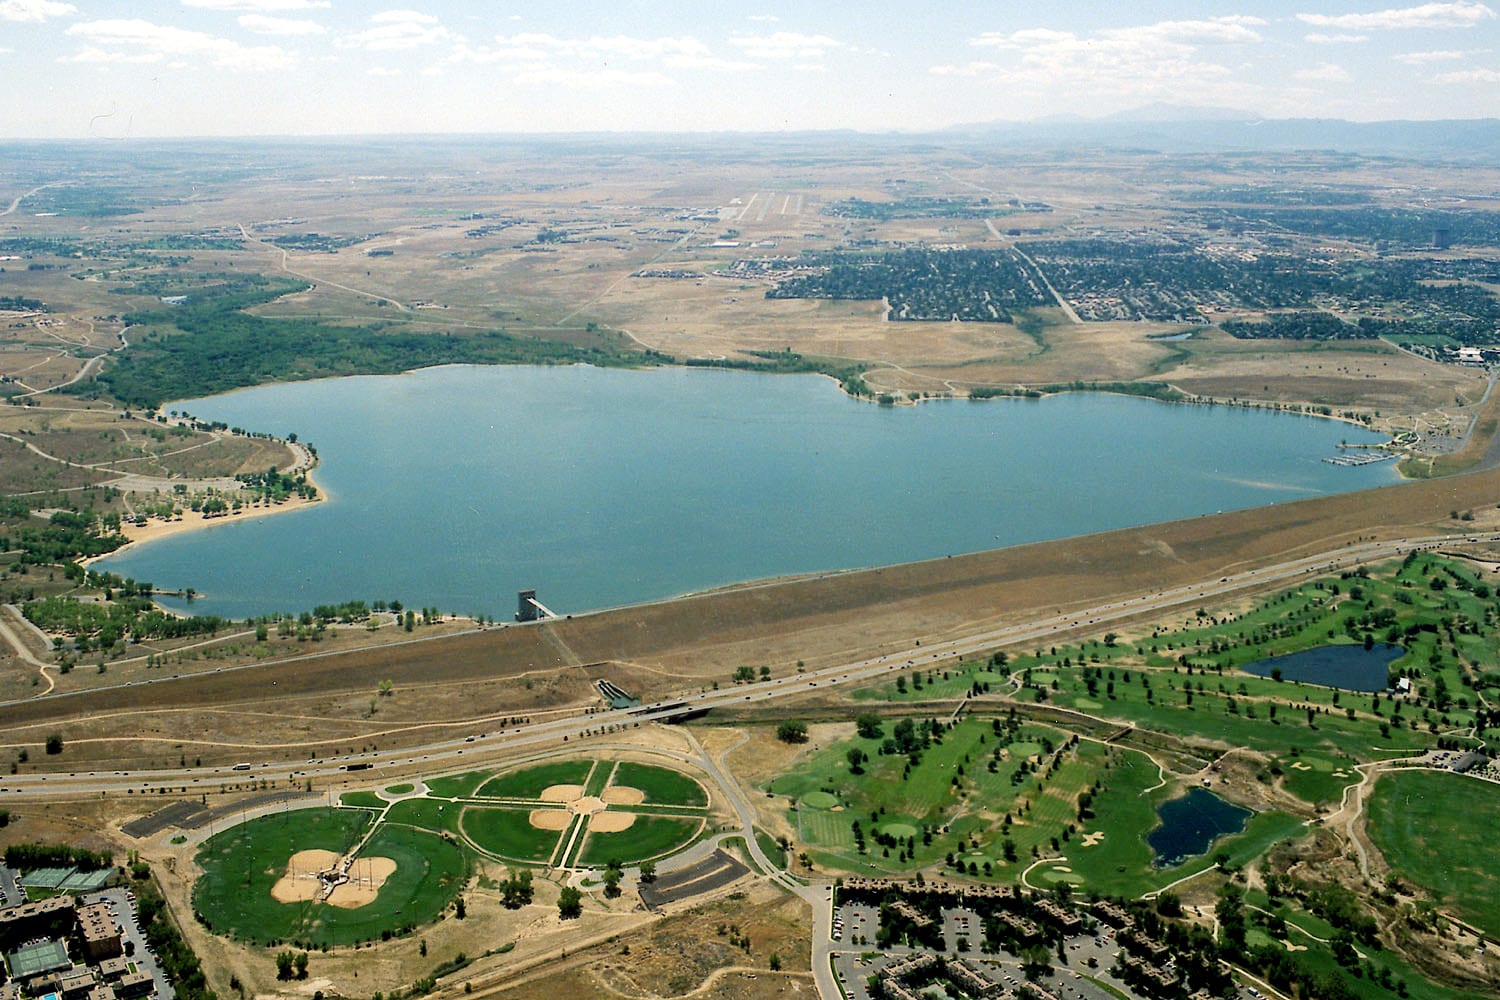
<box><xmin>3</xmin><ymin>529</ymin><xmax>1496</xmax><ymax>804</ymax></box>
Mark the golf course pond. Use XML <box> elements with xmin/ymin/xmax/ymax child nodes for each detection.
<box><xmin>95</xmin><ymin>364</ymin><xmax>1400</xmax><ymax>620</ymax></box>
<box><xmin>1242</xmin><ymin>643</ymin><xmax>1406</xmax><ymax>692</ymax></box>
<box><xmin>1147</xmin><ymin>788</ymin><xmax>1252</xmax><ymax>868</ymax></box>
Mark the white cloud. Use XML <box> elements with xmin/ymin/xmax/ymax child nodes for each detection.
<box><xmin>238</xmin><ymin>13</ymin><xmax>323</xmax><ymax>35</ymax></box>
<box><xmin>182</xmin><ymin>0</ymin><xmax>329</xmax><ymax>10</ymax></box>
<box><xmin>339</xmin><ymin>10</ymin><xmax>453</xmax><ymax>50</ymax></box>
<box><xmin>1296</xmin><ymin>62</ymin><xmax>1351</xmax><ymax>81</ymax></box>
<box><xmin>1433</xmin><ymin>66</ymin><xmax>1500</xmax><ymax>80</ymax></box>
<box><xmin>1297</xmin><ymin>2</ymin><xmax>1496</xmax><ymax>31</ymax></box>
<box><xmin>940</xmin><ymin>16</ymin><xmax>1262</xmax><ymax>101</ymax></box>
<box><xmin>512</xmin><ymin>66</ymin><xmax>674</xmax><ymax>90</ymax></box>
<box><xmin>441</xmin><ymin>32</ymin><xmax>757</xmax><ymax>75</ymax></box>
<box><xmin>63</xmin><ymin>45</ymin><xmax>160</xmax><ymax>64</ymax></box>
<box><xmin>0</xmin><ymin>0</ymin><xmax>76</xmax><ymax>22</ymax></box>
<box><xmin>65</xmin><ymin>18</ymin><xmax>291</xmax><ymax>70</ymax></box>
<box><xmin>1393</xmin><ymin>48</ymin><xmax>1473</xmax><ymax>62</ymax></box>
<box><xmin>727</xmin><ymin>31</ymin><xmax>847</xmax><ymax>61</ymax></box>
<box><xmin>1305</xmin><ymin>32</ymin><xmax>1369</xmax><ymax>44</ymax></box>
<box><xmin>747</xmin><ymin>14</ymin><xmax>778</xmax><ymax>22</ymax></box>
<box><xmin>366</xmin><ymin>65</ymin><xmax>401</xmax><ymax>77</ymax></box>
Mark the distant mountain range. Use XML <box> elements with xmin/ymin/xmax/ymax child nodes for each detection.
<box><xmin>945</xmin><ymin>105</ymin><xmax>1500</xmax><ymax>159</ymax></box>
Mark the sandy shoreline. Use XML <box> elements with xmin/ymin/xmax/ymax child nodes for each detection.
<box><xmin>82</xmin><ymin>464</ymin><xmax>327</xmax><ymax>571</ymax></box>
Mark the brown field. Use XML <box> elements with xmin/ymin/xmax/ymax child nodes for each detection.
<box><xmin>528</xmin><ymin>809</ymin><xmax>572</xmax><ymax>832</ymax></box>
<box><xmin>270</xmin><ymin>849</ymin><xmax>342</xmax><ymax>902</ymax></box>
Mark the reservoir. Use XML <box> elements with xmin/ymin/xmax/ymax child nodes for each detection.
<box><xmin>94</xmin><ymin>364</ymin><xmax>1400</xmax><ymax>620</ymax></box>
<box><xmin>1243</xmin><ymin>643</ymin><xmax>1406</xmax><ymax>692</ymax></box>
<box><xmin>1148</xmin><ymin>788</ymin><xmax>1252</xmax><ymax>868</ymax></box>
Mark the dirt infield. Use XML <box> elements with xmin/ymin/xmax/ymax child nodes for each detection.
<box><xmin>270</xmin><ymin>849</ymin><xmax>341</xmax><ymax>902</ymax></box>
<box><xmin>540</xmin><ymin>784</ymin><xmax>586</xmax><ymax>803</ymax></box>
<box><xmin>602</xmin><ymin>787</ymin><xmax>646</xmax><ymax>806</ymax></box>
<box><xmin>587</xmin><ymin>811</ymin><xmax>636</xmax><ymax>833</ymax></box>
<box><xmin>325</xmin><ymin>857</ymin><xmax>397</xmax><ymax>908</ymax></box>
<box><xmin>529</xmin><ymin>809</ymin><xmax>572</xmax><ymax>831</ymax></box>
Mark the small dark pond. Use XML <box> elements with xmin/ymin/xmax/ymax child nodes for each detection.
<box><xmin>1243</xmin><ymin>643</ymin><xmax>1405</xmax><ymax>693</ymax></box>
<box><xmin>1148</xmin><ymin>788</ymin><xmax>1252</xmax><ymax>868</ymax></box>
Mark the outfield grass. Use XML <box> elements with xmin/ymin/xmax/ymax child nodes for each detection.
<box><xmin>461</xmin><ymin>806</ymin><xmax>563</xmax><ymax>862</ymax></box>
<box><xmin>576</xmin><ymin>816</ymin><xmax>703</xmax><ymax>866</ymax></box>
<box><xmin>612</xmin><ymin>761</ymin><xmax>708</xmax><ymax>807</ymax></box>
<box><xmin>1367</xmin><ymin>769</ymin><xmax>1500</xmax><ymax>938</ymax></box>
<box><xmin>475</xmin><ymin>760</ymin><xmax>593</xmax><ymax>799</ymax></box>
<box><xmin>384</xmin><ymin>797</ymin><xmax>461</xmax><ymax>835</ymax></box>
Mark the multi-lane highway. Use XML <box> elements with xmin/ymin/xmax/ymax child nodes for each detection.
<box><xmin>3</xmin><ymin>530</ymin><xmax>1494</xmax><ymax>802</ymax></box>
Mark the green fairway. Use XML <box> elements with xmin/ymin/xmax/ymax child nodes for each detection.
<box><xmin>461</xmin><ymin>806</ymin><xmax>564</xmax><ymax>862</ymax></box>
<box><xmin>1368</xmin><ymin>769</ymin><xmax>1500</xmax><ymax>938</ymax></box>
<box><xmin>475</xmin><ymin>760</ymin><xmax>593</xmax><ymax>799</ymax></box>
<box><xmin>576</xmin><ymin>816</ymin><xmax>703</xmax><ymax>866</ymax></box>
<box><xmin>612</xmin><ymin>761</ymin><xmax>708</xmax><ymax>806</ymax></box>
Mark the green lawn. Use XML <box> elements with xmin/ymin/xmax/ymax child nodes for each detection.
<box><xmin>1368</xmin><ymin>769</ymin><xmax>1500</xmax><ymax>938</ymax></box>
<box><xmin>576</xmin><ymin>816</ymin><xmax>703</xmax><ymax>866</ymax></box>
<box><xmin>612</xmin><ymin>761</ymin><xmax>708</xmax><ymax>807</ymax></box>
<box><xmin>339</xmin><ymin>791</ymin><xmax>385</xmax><ymax>809</ymax></box>
<box><xmin>460</xmin><ymin>806</ymin><xmax>564</xmax><ymax>862</ymax></box>
<box><xmin>475</xmin><ymin>760</ymin><xmax>593</xmax><ymax>799</ymax></box>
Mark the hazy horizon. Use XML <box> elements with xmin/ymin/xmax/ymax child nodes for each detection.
<box><xmin>3</xmin><ymin>1</ymin><xmax>1499</xmax><ymax>140</ymax></box>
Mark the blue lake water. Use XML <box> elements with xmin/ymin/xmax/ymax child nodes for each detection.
<box><xmin>1148</xmin><ymin>788</ymin><xmax>1252</xmax><ymax>868</ymax></box>
<box><xmin>93</xmin><ymin>364</ymin><xmax>1400</xmax><ymax>620</ymax></box>
<box><xmin>1243</xmin><ymin>643</ymin><xmax>1406</xmax><ymax>692</ymax></box>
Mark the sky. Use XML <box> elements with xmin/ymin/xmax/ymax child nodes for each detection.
<box><xmin>2</xmin><ymin>0</ymin><xmax>1498</xmax><ymax>139</ymax></box>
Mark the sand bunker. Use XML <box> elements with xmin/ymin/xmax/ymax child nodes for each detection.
<box><xmin>325</xmin><ymin>858</ymin><xmax>396</xmax><ymax>908</ymax></box>
<box><xmin>270</xmin><ymin>850</ymin><xmax>342</xmax><ymax>903</ymax></box>
<box><xmin>602</xmin><ymin>786</ymin><xmax>645</xmax><ymax>806</ymax></box>
<box><xmin>530</xmin><ymin>808</ymin><xmax>573</xmax><ymax>831</ymax></box>
<box><xmin>1080</xmin><ymin>831</ymin><xmax>1106</xmax><ymax>847</ymax></box>
<box><xmin>540</xmin><ymin>784</ymin><xmax>586</xmax><ymax>802</ymax></box>
<box><xmin>588</xmin><ymin>811</ymin><xmax>637</xmax><ymax>833</ymax></box>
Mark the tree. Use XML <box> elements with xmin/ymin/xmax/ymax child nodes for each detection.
<box><xmin>275</xmin><ymin>952</ymin><xmax>295</xmax><ymax>981</ymax></box>
<box><xmin>500</xmin><ymin>869</ymin><xmax>534</xmax><ymax>908</ymax></box>
<box><xmin>558</xmin><ymin>885</ymin><xmax>583</xmax><ymax>919</ymax></box>
<box><xmin>602</xmin><ymin>865</ymin><xmax>622</xmax><ymax>899</ymax></box>
<box><xmin>638</xmin><ymin>860</ymin><xmax>657</xmax><ymax>884</ymax></box>
<box><xmin>855</xmin><ymin>714</ymin><xmax>883</xmax><ymax>739</ymax></box>
<box><xmin>776</xmin><ymin>720</ymin><xmax>808</xmax><ymax>744</ymax></box>
<box><xmin>769</xmin><ymin>953</ymin><xmax>781</xmax><ymax>972</ymax></box>
<box><xmin>44</xmin><ymin>734</ymin><xmax>63</xmax><ymax>756</ymax></box>
<box><xmin>294</xmin><ymin>952</ymin><xmax>309</xmax><ymax>980</ymax></box>
<box><xmin>846</xmin><ymin>747</ymin><xmax>867</xmax><ymax>774</ymax></box>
